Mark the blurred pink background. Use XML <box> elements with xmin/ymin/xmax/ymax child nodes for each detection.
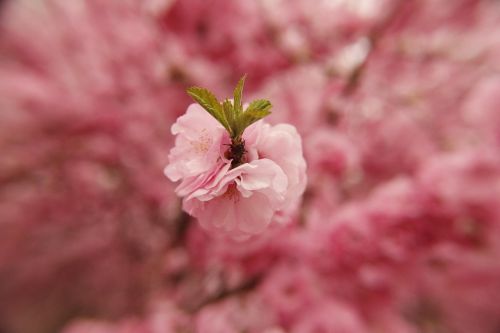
<box><xmin>1</xmin><ymin>0</ymin><xmax>500</xmax><ymax>332</ymax></box>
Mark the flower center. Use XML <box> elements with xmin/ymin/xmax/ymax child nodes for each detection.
<box><xmin>190</xmin><ymin>129</ymin><xmax>212</xmax><ymax>154</ymax></box>
<box><xmin>223</xmin><ymin>183</ymin><xmax>240</xmax><ymax>202</ymax></box>
<box><xmin>225</xmin><ymin>138</ymin><xmax>247</xmax><ymax>168</ymax></box>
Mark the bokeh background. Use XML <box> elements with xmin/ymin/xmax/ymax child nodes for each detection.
<box><xmin>1</xmin><ymin>0</ymin><xmax>500</xmax><ymax>332</ymax></box>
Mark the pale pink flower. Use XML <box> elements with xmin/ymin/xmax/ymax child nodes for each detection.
<box><xmin>182</xmin><ymin>158</ymin><xmax>289</xmax><ymax>240</ymax></box>
<box><xmin>195</xmin><ymin>294</ymin><xmax>277</xmax><ymax>333</ymax></box>
<box><xmin>305</xmin><ymin>128</ymin><xmax>360</xmax><ymax>179</ymax></box>
<box><xmin>62</xmin><ymin>301</ymin><xmax>191</xmax><ymax>333</ymax></box>
<box><xmin>165</xmin><ymin>105</ymin><xmax>306</xmax><ymax>239</ymax></box>
<box><xmin>290</xmin><ymin>301</ymin><xmax>369</xmax><ymax>333</ymax></box>
<box><xmin>164</xmin><ymin>103</ymin><xmax>226</xmax><ymax>183</ymax></box>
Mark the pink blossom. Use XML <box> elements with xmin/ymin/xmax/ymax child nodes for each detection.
<box><xmin>166</xmin><ymin>105</ymin><xmax>306</xmax><ymax>239</ymax></box>
<box><xmin>62</xmin><ymin>301</ymin><xmax>191</xmax><ymax>333</ymax></box>
<box><xmin>164</xmin><ymin>103</ymin><xmax>226</xmax><ymax>183</ymax></box>
<box><xmin>195</xmin><ymin>294</ymin><xmax>277</xmax><ymax>333</ymax></box>
<box><xmin>4</xmin><ymin>0</ymin><xmax>500</xmax><ymax>332</ymax></box>
<box><xmin>290</xmin><ymin>301</ymin><xmax>369</xmax><ymax>333</ymax></box>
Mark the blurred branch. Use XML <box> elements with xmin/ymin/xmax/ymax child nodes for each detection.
<box><xmin>187</xmin><ymin>275</ymin><xmax>263</xmax><ymax>313</ymax></box>
<box><xmin>343</xmin><ymin>0</ymin><xmax>415</xmax><ymax>95</ymax></box>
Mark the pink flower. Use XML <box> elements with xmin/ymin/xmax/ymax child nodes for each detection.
<box><xmin>165</xmin><ymin>104</ymin><xmax>306</xmax><ymax>239</ymax></box>
<box><xmin>62</xmin><ymin>301</ymin><xmax>191</xmax><ymax>333</ymax></box>
<box><xmin>164</xmin><ymin>104</ymin><xmax>226</xmax><ymax>183</ymax></box>
<box><xmin>290</xmin><ymin>301</ymin><xmax>369</xmax><ymax>333</ymax></box>
<box><xmin>194</xmin><ymin>294</ymin><xmax>277</xmax><ymax>333</ymax></box>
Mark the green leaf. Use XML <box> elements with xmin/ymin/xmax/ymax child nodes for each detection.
<box><xmin>186</xmin><ymin>77</ymin><xmax>272</xmax><ymax>143</ymax></box>
<box><xmin>234</xmin><ymin>99</ymin><xmax>272</xmax><ymax>138</ymax></box>
<box><xmin>222</xmin><ymin>99</ymin><xmax>235</xmax><ymax>136</ymax></box>
<box><xmin>233</xmin><ymin>74</ymin><xmax>246</xmax><ymax>117</ymax></box>
<box><xmin>186</xmin><ymin>86</ymin><xmax>231</xmax><ymax>131</ymax></box>
<box><xmin>246</xmin><ymin>99</ymin><xmax>272</xmax><ymax>114</ymax></box>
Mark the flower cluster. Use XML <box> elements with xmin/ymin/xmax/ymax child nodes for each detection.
<box><xmin>2</xmin><ymin>0</ymin><xmax>500</xmax><ymax>332</ymax></box>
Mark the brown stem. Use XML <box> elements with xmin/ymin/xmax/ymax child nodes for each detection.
<box><xmin>226</xmin><ymin>137</ymin><xmax>247</xmax><ymax>168</ymax></box>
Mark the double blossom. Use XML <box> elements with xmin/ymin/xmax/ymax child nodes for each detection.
<box><xmin>165</xmin><ymin>101</ymin><xmax>306</xmax><ymax>240</ymax></box>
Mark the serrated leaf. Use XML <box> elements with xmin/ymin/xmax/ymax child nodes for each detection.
<box><xmin>246</xmin><ymin>99</ymin><xmax>272</xmax><ymax>114</ymax></box>
<box><xmin>186</xmin><ymin>86</ymin><xmax>231</xmax><ymax>131</ymax></box>
<box><xmin>186</xmin><ymin>77</ymin><xmax>272</xmax><ymax>144</ymax></box>
<box><xmin>234</xmin><ymin>99</ymin><xmax>272</xmax><ymax>138</ymax></box>
<box><xmin>233</xmin><ymin>74</ymin><xmax>246</xmax><ymax>117</ymax></box>
<box><xmin>241</xmin><ymin>104</ymin><xmax>272</xmax><ymax>125</ymax></box>
<box><xmin>222</xmin><ymin>99</ymin><xmax>235</xmax><ymax>136</ymax></box>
